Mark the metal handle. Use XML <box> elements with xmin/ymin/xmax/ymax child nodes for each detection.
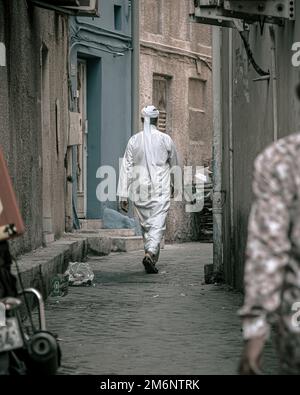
<box><xmin>19</xmin><ymin>288</ymin><xmax>46</xmax><ymax>331</ymax></box>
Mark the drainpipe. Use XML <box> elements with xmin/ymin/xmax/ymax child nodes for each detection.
<box><xmin>131</xmin><ymin>0</ymin><xmax>140</xmax><ymax>134</ymax></box>
<box><xmin>269</xmin><ymin>26</ymin><xmax>278</xmax><ymax>141</ymax></box>
<box><xmin>212</xmin><ymin>26</ymin><xmax>223</xmax><ymax>279</ymax></box>
<box><xmin>228</xmin><ymin>28</ymin><xmax>234</xmax><ymax>261</ymax></box>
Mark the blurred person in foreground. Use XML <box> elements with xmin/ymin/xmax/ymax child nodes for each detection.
<box><xmin>239</xmin><ymin>84</ymin><xmax>300</xmax><ymax>375</ymax></box>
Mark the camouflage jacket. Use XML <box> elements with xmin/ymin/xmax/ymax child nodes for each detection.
<box><xmin>239</xmin><ymin>133</ymin><xmax>300</xmax><ymax>342</ymax></box>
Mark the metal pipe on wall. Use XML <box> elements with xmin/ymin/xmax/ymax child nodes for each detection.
<box><xmin>269</xmin><ymin>26</ymin><xmax>278</xmax><ymax>142</ymax></box>
<box><xmin>131</xmin><ymin>0</ymin><xmax>140</xmax><ymax>134</ymax></box>
<box><xmin>212</xmin><ymin>26</ymin><xmax>223</xmax><ymax>276</ymax></box>
<box><xmin>228</xmin><ymin>28</ymin><xmax>234</xmax><ymax>250</ymax></box>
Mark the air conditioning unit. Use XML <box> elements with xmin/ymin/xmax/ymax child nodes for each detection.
<box><xmin>47</xmin><ymin>1</ymin><xmax>80</xmax><ymax>5</ymax></box>
<box><xmin>224</xmin><ymin>1</ymin><xmax>295</xmax><ymax>20</ymax></box>
<box><xmin>192</xmin><ymin>0</ymin><xmax>295</xmax><ymax>27</ymax></box>
<box><xmin>192</xmin><ymin>0</ymin><xmax>239</xmax><ymax>27</ymax></box>
<box><xmin>192</xmin><ymin>3</ymin><xmax>236</xmax><ymax>28</ymax></box>
<box><xmin>30</xmin><ymin>0</ymin><xmax>100</xmax><ymax>17</ymax></box>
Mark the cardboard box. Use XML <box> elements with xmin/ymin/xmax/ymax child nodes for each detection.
<box><xmin>0</xmin><ymin>146</ymin><xmax>25</xmax><ymax>241</ymax></box>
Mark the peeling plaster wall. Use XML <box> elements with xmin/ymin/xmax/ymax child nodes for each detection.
<box><xmin>0</xmin><ymin>1</ymin><xmax>69</xmax><ymax>255</ymax></box>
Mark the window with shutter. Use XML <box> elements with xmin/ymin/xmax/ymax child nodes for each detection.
<box><xmin>188</xmin><ymin>77</ymin><xmax>207</xmax><ymax>141</ymax></box>
<box><xmin>152</xmin><ymin>75</ymin><xmax>171</xmax><ymax>133</ymax></box>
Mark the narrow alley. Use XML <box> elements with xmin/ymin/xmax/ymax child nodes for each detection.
<box><xmin>2</xmin><ymin>0</ymin><xmax>300</xmax><ymax>379</ymax></box>
<box><xmin>44</xmin><ymin>243</ymin><xmax>278</xmax><ymax>375</ymax></box>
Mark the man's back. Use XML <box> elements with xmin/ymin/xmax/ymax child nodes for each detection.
<box><xmin>128</xmin><ymin>126</ymin><xmax>177</xmax><ymax>168</ymax></box>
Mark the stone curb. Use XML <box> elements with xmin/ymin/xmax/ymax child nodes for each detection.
<box><xmin>12</xmin><ymin>237</ymin><xmax>90</xmax><ymax>300</ymax></box>
<box><xmin>11</xmin><ymin>233</ymin><xmax>144</xmax><ymax>301</ymax></box>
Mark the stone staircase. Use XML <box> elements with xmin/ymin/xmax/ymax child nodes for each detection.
<box><xmin>110</xmin><ymin>236</ymin><xmax>144</xmax><ymax>252</ymax></box>
<box><xmin>77</xmin><ymin>219</ymin><xmax>144</xmax><ymax>253</ymax></box>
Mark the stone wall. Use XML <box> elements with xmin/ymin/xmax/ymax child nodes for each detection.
<box><xmin>0</xmin><ymin>1</ymin><xmax>69</xmax><ymax>255</ymax></box>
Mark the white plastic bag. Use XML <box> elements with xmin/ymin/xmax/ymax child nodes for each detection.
<box><xmin>65</xmin><ymin>262</ymin><xmax>94</xmax><ymax>286</ymax></box>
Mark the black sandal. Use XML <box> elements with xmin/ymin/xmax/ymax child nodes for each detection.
<box><xmin>142</xmin><ymin>254</ymin><xmax>158</xmax><ymax>274</ymax></box>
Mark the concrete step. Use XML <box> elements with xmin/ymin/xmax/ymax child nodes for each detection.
<box><xmin>75</xmin><ymin>228</ymin><xmax>136</xmax><ymax>237</ymax></box>
<box><xmin>13</xmin><ymin>237</ymin><xmax>89</xmax><ymax>300</ymax></box>
<box><xmin>110</xmin><ymin>236</ymin><xmax>144</xmax><ymax>252</ymax></box>
<box><xmin>68</xmin><ymin>232</ymin><xmax>143</xmax><ymax>253</ymax></box>
<box><xmin>79</xmin><ymin>219</ymin><xmax>103</xmax><ymax>230</ymax></box>
<box><xmin>42</xmin><ymin>232</ymin><xmax>55</xmax><ymax>245</ymax></box>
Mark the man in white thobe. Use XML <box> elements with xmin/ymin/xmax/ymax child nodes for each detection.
<box><xmin>117</xmin><ymin>106</ymin><xmax>178</xmax><ymax>274</ymax></box>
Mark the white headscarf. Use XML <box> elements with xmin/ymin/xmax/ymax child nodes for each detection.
<box><xmin>141</xmin><ymin>105</ymin><xmax>159</xmax><ymax>184</ymax></box>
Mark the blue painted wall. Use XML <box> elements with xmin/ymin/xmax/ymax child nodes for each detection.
<box><xmin>69</xmin><ymin>0</ymin><xmax>132</xmax><ymax>219</ymax></box>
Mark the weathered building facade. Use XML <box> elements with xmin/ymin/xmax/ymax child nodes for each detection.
<box><xmin>140</xmin><ymin>0</ymin><xmax>213</xmax><ymax>242</ymax></box>
<box><xmin>0</xmin><ymin>0</ymin><xmax>70</xmax><ymax>256</ymax></box>
<box><xmin>0</xmin><ymin>1</ymin><xmax>130</xmax><ymax>256</ymax></box>
<box><xmin>68</xmin><ymin>0</ymin><xmax>134</xmax><ymax>227</ymax></box>
<box><xmin>193</xmin><ymin>1</ymin><xmax>300</xmax><ymax>289</ymax></box>
<box><xmin>0</xmin><ymin>0</ymin><xmax>105</xmax><ymax>254</ymax></box>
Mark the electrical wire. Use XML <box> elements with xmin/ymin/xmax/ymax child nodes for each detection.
<box><xmin>239</xmin><ymin>30</ymin><xmax>269</xmax><ymax>77</ymax></box>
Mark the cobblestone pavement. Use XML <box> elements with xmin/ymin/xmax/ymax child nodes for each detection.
<box><xmin>44</xmin><ymin>243</ymin><xmax>278</xmax><ymax>375</ymax></box>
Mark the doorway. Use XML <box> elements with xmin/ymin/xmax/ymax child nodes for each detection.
<box><xmin>76</xmin><ymin>60</ymin><xmax>88</xmax><ymax>219</ymax></box>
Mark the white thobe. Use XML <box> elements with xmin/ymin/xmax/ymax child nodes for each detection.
<box><xmin>117</xmin><ymin>125</ymin><xmax>178</xmax><ymax>255</ymax></box>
